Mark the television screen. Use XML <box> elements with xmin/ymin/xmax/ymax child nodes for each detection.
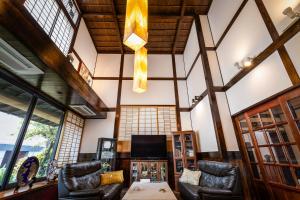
<box><xmin>131</xmin><ymin>135</ymin><xmax>167</xmax><ymax>158</ymax></box>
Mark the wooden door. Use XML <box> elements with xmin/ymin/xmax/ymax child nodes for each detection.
<box><xmin>234</xmin><ymin>87</ymin><xmax>300</xmax><ymax>200</ymax></box>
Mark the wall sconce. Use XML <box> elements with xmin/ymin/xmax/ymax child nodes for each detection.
<box><xmin>235</xmin><ymin>57</ymin><xmax>254</xmax><ymax>69</ymax></box>
<box><xmin>283</xmin><ymin>7</ymin><xmax>300</xmax><ymax>19</ymax></box>
<box><xmin>192</xmin><ymin>99</ymin><xmax>196</xmax><ymax>104</ymax></box>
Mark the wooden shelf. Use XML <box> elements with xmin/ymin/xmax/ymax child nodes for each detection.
<box><xmin>0</xmin><ymin>181</ymin><xmax>57</xmax><ymax>200</ymax></box>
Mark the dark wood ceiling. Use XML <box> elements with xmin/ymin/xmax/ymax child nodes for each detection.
<box><xmin>77</xmin><ymin>0</ymin><xmax>212</xmax><ymax>54</ymax></box>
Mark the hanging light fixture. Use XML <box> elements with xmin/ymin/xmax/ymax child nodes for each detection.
<box><xmin>133</xmin><ymin>47</ymin><xmax>147</xmax><ymax>93</ymax></box>
<box><xmin>123</xmin><ymin>0</ymin><xmax>148</xmax><ymax>51</ymax></box>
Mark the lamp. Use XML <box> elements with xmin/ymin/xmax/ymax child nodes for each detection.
<box><xmin>283</xmin><ymin>7</ymin><xmax>300</xmax><ymax>19</ymax></box>
<box><xmin>123</xmin><ymin>0</ymin><xmax>148</xmax><ymax>51</ymax></box>
<box><xmin>133</xmin><ymin>47</ymin><xmax>147</xmax><ymax>93</ymax></box>
<box><xmin>235</xmin><ymin>57</ymin><xmax>253</xmax><ymax>69</ymax></box>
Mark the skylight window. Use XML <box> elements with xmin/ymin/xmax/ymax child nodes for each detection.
<box><xmin>24</xmin><ymin>0</ymin><xmax>79</xmax><ymax>55</ymax></box>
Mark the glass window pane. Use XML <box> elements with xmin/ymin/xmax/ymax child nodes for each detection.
<box><xmin>251</xmin><ymin>164</ymin><xmax>261</xmax><ymax>179</ymax></box>
<box><xmin>271</xmin><ymin>106</ymin><xmax>286</xmax><ymax>123</ymax></box>
<box><xmin>278</xmin><ymin>125</ymin><xmax>295</xmax><ymax>143</ymax></box>
<box><xmin>286</xmin><ymin>145</ymin><xmax>300</xmax><ymax>164</ymax></box>
<box><xmin>239</xmin><ymin>118</ymin><xmax>248</xmax><ymax>133</ymax></box>
<box><xmin>259</xmin><ymin>110</ymin><xmax>273</xmax><ymax>126</ymax></box>
<box><xmin>266</xmin><ymin>128</ymin><xmax>280</xmax><ymax>144</ymax></box>
<box><xmin>281</xmin><ymin>167</ymin><xmax>296</xmax><ymax>186</ymax></box>
<box><xmin>294</xmin><ymin>168</ymin><xmax>300</xmax><ymax>185</ymax></box>
<box><xmin>271</xmin><ymin>146</ymin><xmax>288</xmax><ymax>163</ymax></box>
<box><xmin>255</xmin><ymin>130</ymin><xmax>267</xmax><ymax>145</ymax></box>
<box><xmin>242</xmin><ymin>133</ymin><xmax>253</xmax><ymax>147</ymax></box>
<box><xmin>0</xmin><ymin>79</ymin><xmax>33</xmax><ymax>186</ymax></box>
<box><xmin>250</xmin><ymin>114</ymin><xmax>261</xmax><ymax>129</ymax></box>
<box><xmin>288</xmin><ymin>97</ymin><xmax>300</xmax><ymax>119</ymax></box>
<box><xmin>9</xmin><ymin>99</ymin><xmax>63</xmax><ymax>183</ymax></box>
<box><xmin>247</xmin><ymin>148</ymin><xmax>257</xmax><ymax>162</ymax></box>
<box><xmin>259</xmin><ymin>147</ymin><xmax>273</xmax><ymax>163</ymax></box>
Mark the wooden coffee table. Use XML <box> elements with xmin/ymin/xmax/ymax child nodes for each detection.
<box><xmin>122</xmin><ymin>182</ymin><xmax>177</xmax><ymax>200</ymax></box>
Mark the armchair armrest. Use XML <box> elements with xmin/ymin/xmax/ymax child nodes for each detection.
<box><xmin>69</xmin><ymin>188</ymin><xmax>104</xmax><ymax>198</ymax></box>
<box><xmin>198</xmin><ymin>187</ymin><xmax>232</xmax><ymax>195</ymax></box>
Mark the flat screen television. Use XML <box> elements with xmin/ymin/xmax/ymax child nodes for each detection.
<box><xmin>131</xmin><ymin>135</ymin><xmax>167</xmax><ymax>159</ymax></box>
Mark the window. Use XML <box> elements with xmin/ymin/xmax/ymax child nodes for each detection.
<box><xmin>0</xmin><ymin>78</ymin><xmax>33</xmax><ymax>188</ymax></box>
<box><xmin>56</xmin><ymin>111</ymin><xmax>84</xmax><ymax>167</ymax></box>
<box><xmin>9</xmin><ymin>99</ymin><xmax>64</xmax><ymax>183</ymax></box>
<box><xmin>24</xmin><ymin>0</ymin><xmax>79</xmax><ymax>55</ymax></box>
<box><xmin>118</xmin><ymin>106</ymin><xmax>177</xmax><ymax>141</ymax></box>
<box><xmin>0</xmin><ymin>76</ymin><xmax>65</xmax><ymax>190</ymax></box>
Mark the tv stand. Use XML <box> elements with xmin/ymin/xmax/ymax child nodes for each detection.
<box><xmin>130</xmin><ymin>160</ymin><xmax>168</xmax><ymax>184</ymax></box>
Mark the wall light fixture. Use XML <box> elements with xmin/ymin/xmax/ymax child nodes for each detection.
<box><xmin>283</xmin><ymin>7</ymin><xmax>300</xmax><ymax>19</ymax></box>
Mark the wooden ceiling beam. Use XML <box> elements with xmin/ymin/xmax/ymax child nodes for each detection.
<box><xmin>172</xmin><ymin>0</ymin><xmax>186</xmax><ymax>53</ymax></box>
<box><xmin>110</xmin><ymin>0</ymin><xmax>124</xmax><ymax>54</ymax></box>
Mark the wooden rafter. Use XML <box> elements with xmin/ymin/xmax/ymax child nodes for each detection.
<box><xmin>110</xmin><ymin>0</ymin><xmax>124</xmax><ymax>54</ymax></box>
<box><xmin>172</xmin><ymin>0</ymin><xmax>186</xmax><ymax>53</ymax></box>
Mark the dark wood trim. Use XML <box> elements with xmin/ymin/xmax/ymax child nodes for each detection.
<box><xmin>197</xmin><ymin>151</ymin><xmax>241</xmax><ymax>161</ymax></box>
<box><xmin>172</xmin><ymin>0</ymin><xmax>186</xmax><ymax>54</ymax></box>
<box><xmin>179</xmin><ymin>107</ymin><xmax>190</xmax><ymax>112</ymax></box>
<box><xmin>113</xmin><ymin>54</ymin><xmax>124</xmax><ymax>138</ymax></box>
<box><xmin>223</xmin><ymin>18</ymin><xmax>300</xmax><ymax>91</ymax></box>
<box><xmin>186</xmin><ymin>51</ymin><xmax>201</xmax><ymax>78</ymax></box>
<box><xmin>213</xmin><ymin>86</ymin><xmax>225</xmax><ymax>92</ymax></box>
<box><xmin>110</xmin><ymin>0</ymin><xmax>124</xmax><ymax>54</ymax></box>
<box><xmin>205</xmin><ymin>47</ymin><xmax>216</xmax><ymax>51</ymax></box>
<box><xmin>194</xmin><ymin>14</ymin><xmax>227</xmax><ymax>160</ymax></box>
<box><xmin>215</xmin><ymin>0</ymin><xmax>248</xmax><ymax>49</ymax></box>
<box><xmin>255</xmin><ymin>0</ymin><xmax>300</xmax><ymax>85</ymax></box>
<box><xmin>172</xmin><ymin>54</ymin><xmax>182</xmax><ymax>131</ymax></box>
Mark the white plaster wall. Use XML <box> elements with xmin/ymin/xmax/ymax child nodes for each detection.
<box><xmin>217</xmin><ymin>0</ymin><xmax>273</xmax><ymax>84</ymax></box>
<box><xmin>180</xmin><ymin>112</ymin><xmax>192</xmax><ymax>131</ymax></box>
<box><xmin>92</xmin><ymin>80</ymin><xmax>118</xmax><ymax>107</ymax></box>
<box><xmin>123</xmin><ymin>54</ymin><xmax>134</xmax><ymax>77</ymax></box>
<box><xmin>226</xmin><ymin>52</ymin><xmax>292</xmax><ymax>115</ymax></box>
<box><xmin>285</xmin><ymin>33</ymin><xmax>300</xmax><ymax>76</ymax></box>
<box><xmin>94</xmin><ymin>54</ymin><xmax>121</xmax><ymax>77</ymax></box>
<box><xmin>207</xmin><ymin>48</ymin><xmax>223</xmax><ymax>86</ymax></box>
<box><xmin>80</xmin><ymin>112</ymin><xmax>116</xmax><ymax>153</ymax></box>
<box><xmin>175</xmin><ymin>54</ymin><xmax>186</xmax><ymax>78</ymax></box>
<box><xmin>178</xmin><ymin>80</ymin><xmax>190</xmax><ymax>107</ymax></box>
<box><xmin>216</xmin><ymin>92</ymin><xmax>239</xmax><ymax>151</ymax></box>
<box><xmin>73</xmin><ymin>19</ymin><xmax>97</xmax><ymax>74</ymax></box>
<box><xmin>199</xmin><ymin>15</ymin><xmax>214</xmax><ymax>47</ymax></box>
<box><xmin>191</xmin><ymin>96</ymin><xmax>218</xmax><ymax>152</ymax></box>
<box><xmin>183</xmin><ymin>22</ymin><xmax>200</xmax><ymax>73</ymax></box>
<box><xmin>262</xmin><ymin>0</ymin><xmax>300</xmax><ymax>34</ymax></box>
<box><xmin>123</xmin><ymin>54</ymin><xmax>173</xmax><ymax>77</ymax></box>
<box><xmin>208</xmin><ymin>0</ymin><xmax>243</xmax><ymax>44</ymax></box>
<box><xmin>121</xmin><ymin>80</ymin><xmax>175</xmax><ymax>105</ymax></box>
<box><xmin>187</xmin><ymin>56</ymin><xmax>207</xmax><ymax>105</ymax></box>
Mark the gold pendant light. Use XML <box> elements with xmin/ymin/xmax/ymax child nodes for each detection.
<box><xmin>133</xmin><ymin>47</ymin><xmax>147</xmax><ymax>93</ymax></box>
<box><xmin>123</xmin><ymin>0</ymin><xmax>148</xmax><ymax>51</ymax></box>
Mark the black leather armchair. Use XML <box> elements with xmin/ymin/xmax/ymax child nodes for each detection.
<box><xmin>179</xmin><ymin>160</ymin><xmax>243</xmax><ymax>200</ymax></box>
<box><xmin>58</xmin><ymin>161</ymin><xmax>123</xmax><ymax>200</ymax></box>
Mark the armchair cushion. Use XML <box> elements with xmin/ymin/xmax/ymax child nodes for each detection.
<box><xmin>101</xmin><ymin>184</ymin><xmax>123</xmax><ymax>200</ymax></box>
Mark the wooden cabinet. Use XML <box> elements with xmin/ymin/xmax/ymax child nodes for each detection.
<box><xmin>172</xmin><ymin>131</ymin><xmax>197</xmax><ymax>191</ymax></box>
<box><xmin>96</xmin><ymin>138</ymin><xmax>117</xmax><ymax>171</ymax></box>
<box><xmin>130</xmin><ymin>160</ymin><xmax>168</xmax><ymax>184</ymax></box>
<box><xmin>234</xmin><ymin>87</ymin><xmax>300</xmax><ymax>200</ymax></box>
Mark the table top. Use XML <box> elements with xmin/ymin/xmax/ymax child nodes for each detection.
<box><xmin>122</xmin><ymin>182</ymin><xmax>177</xmax><ymax>200</ymax></box>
